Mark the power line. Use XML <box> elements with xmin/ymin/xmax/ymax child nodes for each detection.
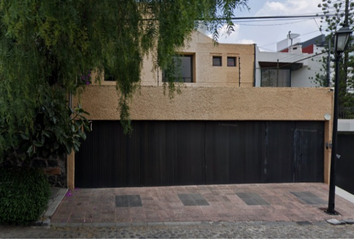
<box><xmin>236</xmin><ymin>19</ymin><xmax>310</xmax><ymax>27</ymax></box>
<box><xmin>143</xmin><ymin>13</ymin><xmax>338</xmax><ymax>22</ymax></box>
<box><xmin>226</xmin><ymin>13</ymin><xmax>337</xmax><ymax>21</ymax></box>
<box><xmin>258</xmin><ymin>30</ymin><xmax>322</xmax><ymax>50</ymax></box>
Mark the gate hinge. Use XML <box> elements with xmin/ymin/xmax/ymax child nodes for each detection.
<box><xmin>326</xmin><ymin>142</ymin><xmax>332</xmax><ymax>149</ymax></box>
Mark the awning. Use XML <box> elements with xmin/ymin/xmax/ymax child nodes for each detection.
<box><xmin>259</xmin><ymin>61</ymin><xmax>303</xmax><ymax>71</ymax></box>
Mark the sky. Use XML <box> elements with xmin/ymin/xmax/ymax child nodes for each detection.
<box><xmin>214</xmin><ymin>0</ymin><xmax>325</xmax><ymax>51</ymax></box>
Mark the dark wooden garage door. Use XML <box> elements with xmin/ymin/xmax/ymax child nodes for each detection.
<box><xmin>75</xmin><ymin>121</ymin><xmax>324</xmax><ymax>188</ymax></box>
<box><xmin>337</xmin><ymin>133</ymin><xmax>354</xmax><ymax>195</ymax></box>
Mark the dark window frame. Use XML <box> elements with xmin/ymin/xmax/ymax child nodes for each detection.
<box><xmin>162</xmin><ymin>54</ymin><xmax>194</xmax><ymax>83</ymax></box>
<box><xmin>104</xmin><ymin>65</ymin><xmax>116</xmax><ymax>81</ymax></box>
<box><xmin>260</xmin><ymin>68</ymin><xmax>291</xmax><ymax>87</ymax></box>
<box><xmin>212</xmin><ymin>56</ymin><xmax>222</xmax><ymax>66</ymax></box>
<box><xmin>227</xmin><ymin>57</ymin><xmax>237</xmax><ymax>67</ymax></box>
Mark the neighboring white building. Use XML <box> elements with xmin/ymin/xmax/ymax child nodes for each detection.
<box><xmin>255</xmin><ymin>35</ymin><xmax>327</xmax><ymax>88</ymax></box>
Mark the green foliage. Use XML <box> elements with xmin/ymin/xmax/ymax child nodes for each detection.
<box><xmin>0</xmin><ymin>167</ymin><xmax>51</xmax><ymax>225</ymax></box>
<box><xmin>318</xmin><ymin>0</ymin><xmax>354</xmax><ymax>111</ymax></box>
<box><xmin>0</xmin><ymin>0</ymin><xmax>249</xmax><ymax>140</ymax></box>
<box><xmin>0</xmin><ymin>87</ymin><xmax>91</xmax><ymax>164</ymax></box>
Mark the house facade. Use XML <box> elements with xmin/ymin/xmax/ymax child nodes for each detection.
<box><xmin>68</xmin><ymin>31</ymin><xmax>333</xmax><ymax>189</ymax></box>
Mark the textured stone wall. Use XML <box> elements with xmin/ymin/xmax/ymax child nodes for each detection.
<box><xmin>1</xmin><ymin>154</ymin><xmax>66</xmax><ymax>187</ymax></box>
<box><xmin>32</xmin><ymin>155</ymin><xmax>67</xmax><ymax>187</ymax></box>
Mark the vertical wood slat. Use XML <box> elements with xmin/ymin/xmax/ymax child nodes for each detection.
<box><xmin>205</xmin><ymin>121</ymin><xmax>265</xmax><ymax>184</ymax></box>
<box><xmin>75</xmin><ymin>120</ymin><xmax>324</xmax><ymax>188</ymax></box>
<box><xmin>265</xmin><ymin>121</ymin><xmax>296</xmax><ymax>183</ymax></box>
<box><xmin>294</xmin><ymin>121</ymin><xmax>324</xmax><ymax>182</ymax></box>
<box><xmin>337</xmin><ymin>133</ymin><xmax>354</xmax><ymax>195</ymax></box>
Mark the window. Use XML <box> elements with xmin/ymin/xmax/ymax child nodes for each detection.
<box><xmin>227</xmin><ymin>57</ymin><xmax>236</xmax><ymax>67</ymax></box>
<box><xmin>163</xmin><ymin>55</ymin><xmax>193</xmax><ymax>83</ymax></box>
<box><xmin>212</xmin><ymin>56</ymin><xmax>222</xmax><ymax>66</ymax></box>
<box><xmin>261</xmin><ymin>69</ymin><xmax>290</xmax><ymax>87</ymax></box>
<box><xmin>104</xmin><ymin>65</ymin><xmax>116</xmax><ymax>81</ymax></box>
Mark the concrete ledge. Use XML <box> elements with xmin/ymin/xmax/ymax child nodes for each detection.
<box><xmin>336</xmin><ymin>186</ymin><xmax>354</xmax><ymax>204</ymax></box>
<box><xmin>45</xmin><ymin>188</ymin><xmax>68</xmax><ymax>218</ymax></box>
<box><xmin>338</xmin><ymin>119</ymin><xmax>354</xmax><ymax>132</ymax></box>
<box><xmin>34</xmin><ymin>188</ymin><xmax>67</xmax><ymax>226</ymax></box>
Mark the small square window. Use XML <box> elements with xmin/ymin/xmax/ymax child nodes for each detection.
<box><xmin>227</xmin><ymin>57</ymin><xmax>236</xmax><ymax>67</ymax></box>
<box><xmin>104</xmin><ymin>66</ymin><xmax>116</xmax><ymax>81</ymax></box>
<box><xmin>212</xmin><ymin>56</ymin><xmax>222</xmax><ymax>66</ymax></box>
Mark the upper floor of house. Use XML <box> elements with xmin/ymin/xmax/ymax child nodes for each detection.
<box><xmin>97</xmin><ymin>31</ymin><xmax>327</xmax><ymax>89</ymax></box>
<box><xmin>100</xmin><ymin>31</ymin><xmax>256</xmax><ymax>88</ymax></box>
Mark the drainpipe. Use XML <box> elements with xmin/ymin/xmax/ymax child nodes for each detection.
<box><xmin>277</xmin><ymin>59</ymin><xmax>279</xmax><ymax>87</ymax></box>
<box><xmin>157</xmin><ymin>69</ymin><xmax>159</xmax><ymax>86</ymax></box>
<box><xmin>238</xmin><ymin>56</ymin><xmax>241</xmax><ymax>87</ymax></box>
<box><xmin>254</xmin><ymin>44</ymin><xmax>257</xmax><ymax>87</ymax></box>
<box><xmin>69</xmin><ymin>92</ymin><xmax>73</xmax><ymax>109</ymax></box>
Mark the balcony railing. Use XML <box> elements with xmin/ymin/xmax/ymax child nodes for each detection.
<box><xmin>339</xmin><ymin>107</ymin><xmax>354</xmax><ymax>119</ymax></box>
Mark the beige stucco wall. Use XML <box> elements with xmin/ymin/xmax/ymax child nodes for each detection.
<box><xmin>75</xmin><ymin>85</ymin><xmax>333</xmax><ymax>121</ymax></box>
<box><xmin>98</xmin><ymin>31</ymin><xmax>255</xmax><ymax>88</ymax></box>
<box><xmin>67</xmin><ymin>151</ymin><xmax>75</xmax><ymax>190</ymax></box>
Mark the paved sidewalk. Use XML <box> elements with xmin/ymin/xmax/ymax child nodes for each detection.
<box><xmin>51</xmin><ymin>183</ymin><xmax>354</xmax><ymax>225</ymax></box>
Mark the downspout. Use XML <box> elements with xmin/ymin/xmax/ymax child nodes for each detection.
<box><xmin>69</xmin><ymin>93</ymin><xmax>73</xmax><ymax>109</ymax></box>
<box><xmin>157</xmin><ymin>69</ymin><xmax>159</xmax><ymax>86</ymax></box>
<box><xmin>277</xmin><ymin>59</ymin><xmax>279</xmax><ymax>87</ymax></box>
<box><xmin>67</xmin><ymin>92</ymin><xmax>75</xmax><ymax>190</ymax></box>
<box><xmin>238</xmin><ymin>56</ymin><xmax>241</xmax><ymax>87</ymax></box>
<box><xmin>254</xmin><ymin>44</ymin><xmax>257</xmax><ymax>87</ymax></box>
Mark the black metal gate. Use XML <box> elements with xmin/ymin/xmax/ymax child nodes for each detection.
<box><xmin>75</xmin><ymin>121</ymin><xmax>324</xmax><ymax>188</ymax></box>
<box><xmin>337</xmin><ymin>133</ymin><xmax>354</xmax><ymax>195</ymax></box>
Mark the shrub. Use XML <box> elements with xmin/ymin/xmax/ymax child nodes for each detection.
<box><xmin>0</xmin><ymin>167</ymin><xmax>51</xmax><ymax>225</ymax></box>
<box><xmin>0</xmin><ymin>87</ymin><xmax>91</xmax><ymax>165</ymax></box>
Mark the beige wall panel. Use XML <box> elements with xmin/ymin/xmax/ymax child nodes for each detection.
<box><xmin>75</xmin><ymin>86</ymin><xmax>333</xmax><ymax>122</ymax></box>
<box><xmin>67</xmin><ymin>151</ymin><xmax>75</xmax><ymax>190</ymax></box>
<box><xmin>324</xmin><ymin>120</ymin><xmax>332</xmax><ymax>184</ymax></box>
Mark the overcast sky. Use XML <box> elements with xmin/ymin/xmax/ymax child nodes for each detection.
<box><xmin>215</xmin><ymin>0</ymin><xmax>325</xmax><ymax>51</ymax></box>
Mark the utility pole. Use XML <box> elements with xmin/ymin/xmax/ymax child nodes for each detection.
<box><xmin>345</xmin><ymin>0</ymin><xmax>349</xmax><ymax>26</ymax></box>
<box><xmin>343</xmin><ymin>0</ymin><xmax>350</xmax><ymax>96</ymax></box>
<box><xmin>326</xmin><ymin>0</ymin><xmax>352</xmax><ymax>215</ymax></box>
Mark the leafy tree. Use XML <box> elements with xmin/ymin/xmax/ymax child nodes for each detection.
<box><xmin>318</xmin><ymin>0</ymin><xmax>354</xmax><ymax>117</ymax></box>
<box><xmin>0</xmin><ymin>0</ymin><xmax>249</xmax><ymax>162</ymax></box>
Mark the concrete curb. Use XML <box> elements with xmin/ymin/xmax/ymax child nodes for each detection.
<box><xmin>34</xmin><ymin>188</ymin><xmax>68</xmax><ymax>226</ymax></box>
<box><xmin>49</xmin><ymin>219</ymin><xmax>354</xmax><ymax>228</ymax></box>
